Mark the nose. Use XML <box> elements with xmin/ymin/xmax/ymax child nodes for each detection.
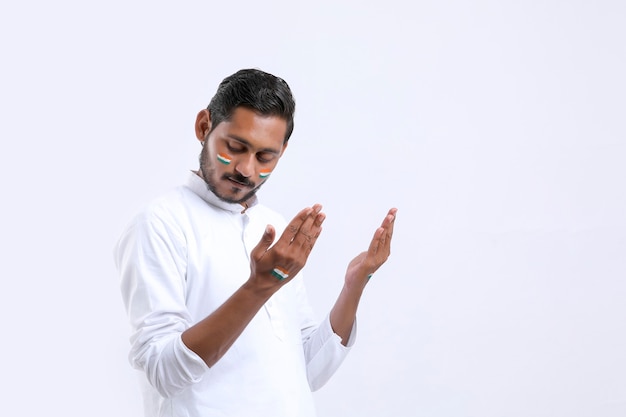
<box><xmin>235</xmin><ymin>154</ymin><xmax>255</xmax><ymax>178</ymax></box>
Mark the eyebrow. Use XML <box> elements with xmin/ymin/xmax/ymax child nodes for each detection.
<box><xmin>226</xmin><ymin>134</ymin><xmax>281</xmax><ymax>155</ymax></box>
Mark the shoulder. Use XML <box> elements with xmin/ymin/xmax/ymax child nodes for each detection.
<box><xmin>120</xmin><ymin>185</ymin><xmax>196</xmax><ymax>239</ymax></box>
<box><xmin>114</xmin><ymin>187</ymin><xmax>193</xmax><ymax>267</ymax></box>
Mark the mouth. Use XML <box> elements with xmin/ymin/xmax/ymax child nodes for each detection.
<box><xmin>225</xmin><ymin>176</ymin><xmax>253</xmax><ymax>189</ymax></box>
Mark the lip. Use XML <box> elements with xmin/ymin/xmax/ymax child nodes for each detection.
<box><xmin>227</xmin><ymin>177</ymin><xmax>251</xmax><ymax>188</ymax></box>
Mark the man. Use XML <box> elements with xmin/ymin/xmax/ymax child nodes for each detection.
<box><xmin>115</xmin><ymin>68</ymin><xmax>397</xmax><ymax>417</ymax></box>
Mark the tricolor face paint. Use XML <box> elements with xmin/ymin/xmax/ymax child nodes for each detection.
<box><xmin>271</xmin><ymin>266</ymin><xmax>289</xmax><ymax>281</ymax></box>
<box><xmin>217</xmin><ymin>152</ymin><xmax>232</xmax><ymax>165</ymax></box>
<box><xmin>259</xmin><ymin>169</ymin><xmax>272</xmax><ymax>179</ymax></box>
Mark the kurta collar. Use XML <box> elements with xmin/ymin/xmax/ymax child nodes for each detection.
<box><xmin>185</xmin><ymin>171</ymin><xmax>259</xmax><ymax>214</ymax></box>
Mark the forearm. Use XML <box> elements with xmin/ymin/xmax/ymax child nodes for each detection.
<box><xmin>183</xmin><ymin>206</ymin><xmax>327</xmax><ymax>367</ymax></box>
<box><xmin>329</xmin><ymin>280</ymin><xmax>366</xmax><ymax>346</ymax></box>
<box><xmin>181</xmin><ymin>280</ymin><xmax>274</xmax><ymax>367</ymax></box>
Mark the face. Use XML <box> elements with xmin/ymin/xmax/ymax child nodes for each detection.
<box><xmin>196</xmin><ymin>107</ymin><xmax>288</xmax><ymax>205</ymax></box>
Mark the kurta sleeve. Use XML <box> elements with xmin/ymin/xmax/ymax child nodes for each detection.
<box><xmin>302</xmin><ymin>315</ymin><xmax>356</xmax><ymax>391</ymax></box>
<box><xmin>114</xmin><ymin>210</ymin><xmax>209</xmax><ymax>398</ymax></box>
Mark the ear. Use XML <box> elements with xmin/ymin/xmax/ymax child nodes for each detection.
<box><xmin>195</xmin><ymin>109</ymin><xmax>212</xmax><ymax>143</ymax></box>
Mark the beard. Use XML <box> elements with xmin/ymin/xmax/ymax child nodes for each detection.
<box><xmin>199</xmin><ymin>144</ymin><xmax>263</xmax><ymax>204</ymax></box>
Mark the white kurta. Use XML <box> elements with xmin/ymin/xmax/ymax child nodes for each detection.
<box><xmin>115</xmin><ymin>172</ymin><xmax>355</xmax><ymax>417</ymax></box>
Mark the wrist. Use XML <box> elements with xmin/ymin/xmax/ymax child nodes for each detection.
<box><xmin>343</xmin><ymin>275</ymin><xmax>368</xmax><ymax>296</ymax></box>
<box><xmin>242</xmin><ymin>275</ymin><xmax>277</xmax><ymax>301</ymax></box>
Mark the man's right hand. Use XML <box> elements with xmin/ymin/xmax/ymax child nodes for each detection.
<box><xmin>247</xmin><ymin>204</ymin><xmax>325</xmax><ymax>294</ymax></box>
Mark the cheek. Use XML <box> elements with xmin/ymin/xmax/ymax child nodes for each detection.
<box><xmin>259</xmin><ymin>169</ymin><xmax>272</xmax><ymax>179</ymax></box>
<box><xmin>216</xmin><ymin>152</ymin><xmax>232</xmax><ymax>165</ymax></box>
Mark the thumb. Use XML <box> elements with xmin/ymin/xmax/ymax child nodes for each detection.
<box><xmin>251</xmin><ymin>224</ymin><xmax>276</xmax><ymax>260</ymax></box>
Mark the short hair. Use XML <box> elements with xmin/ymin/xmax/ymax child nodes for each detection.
<box><xmin>207</xmin><ymin>68</ymin><xmax>296</xmax><ymax>143</ymax></box>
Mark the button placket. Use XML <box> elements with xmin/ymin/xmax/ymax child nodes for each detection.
<box><xmin>243</xmin><ymin>210</ymin><xmax>287</xmax><ymax>341</ymax></box>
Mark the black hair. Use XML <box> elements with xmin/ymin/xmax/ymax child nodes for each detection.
<box><xmin>206</xmin><ymin>68</ymin><xmax>296</xmax><ymax>142</ymax></box>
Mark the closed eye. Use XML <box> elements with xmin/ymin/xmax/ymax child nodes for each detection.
<box><xmin>227</xmin><ymin>143</ymin><xmax>246</xmax><ymax>153</ymax></box>
<box><xmin>257</xmin><ymin>153</ymin><xmax>275</xmax><ymax>163</ymax></box>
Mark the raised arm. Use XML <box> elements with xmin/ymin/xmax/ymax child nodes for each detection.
<box><xmin>329</xmin><ymin>208</ymin><xmax>397</xmax><ymax>345</ymax></box>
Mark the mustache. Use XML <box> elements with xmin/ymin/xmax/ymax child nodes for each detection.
<box><xmin>223</xmin><ymin>173</ymin><xmax>255</xmax><ymax>187</ymax></box>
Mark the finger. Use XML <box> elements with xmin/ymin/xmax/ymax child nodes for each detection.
<box><xmin>380</xmin><ymin>208</ymin><xmax>397</xmax><ymax>242</ymax></box>
<box><xmin>300</xmin><ymin>211</ymin><xmax>325</xmax><ymax>240</ymax></box>
<box><xmin>290</xmin><ymin>205</ymin><xmax>322</xmax><ymax>241</ymax></box>
<box><xmin>314</xmin><ymin>211</ymin><xmax>325</xmax><ymax>228</ymax></box>
<box><xmin>250</xmin><ymin>224</ymin><xmax>276</xmax><ymax>260</ymax></box>
<box><xmin>303</xmin><ymin>225</ymin><xmax>323</xmax><ymax>255</ymax></box>
<box><xmin>387</xmin><ymin>209</ymin><xmax>397</xmax><ymax>234</ymax></box>
<box><xmin>292</xmin><ymin>207</ymin><xmax>324</xmax><ymax>250</ymax></box>
<box><xmin>367</xmin><ymin>226</ymin><xmax>386</xmax><ymax>256</ymax></box>
<box><xmin>380</xmin><ymin>208</ymin><xmax>397</xmax><ymax>229</ymax></box>
<box><xmin>278</xmin><ymin>206</ymin><xmax>313</xmax><ymax>246</ymax></box>
<box><xmin>369</xmin><ymin>209</ymin><xmax>396</xmax><ymax>250</ymax></box>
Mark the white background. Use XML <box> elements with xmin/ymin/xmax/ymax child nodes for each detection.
<box><xmin>1</xmin><ymin>1</ymin><xmax>625</xmax><ymax>416</ymax></box>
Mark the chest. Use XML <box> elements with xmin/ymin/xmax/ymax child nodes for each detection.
<box><xmin>182</xmin><ymin>210</ymin><xmax>269</xmax><ymax>319</ymax></box>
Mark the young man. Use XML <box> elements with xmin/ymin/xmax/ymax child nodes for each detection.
<box><xmin>115</xmin><ymin>68</ymin><xmax>397</xmax><ymax>417</ymax></box>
